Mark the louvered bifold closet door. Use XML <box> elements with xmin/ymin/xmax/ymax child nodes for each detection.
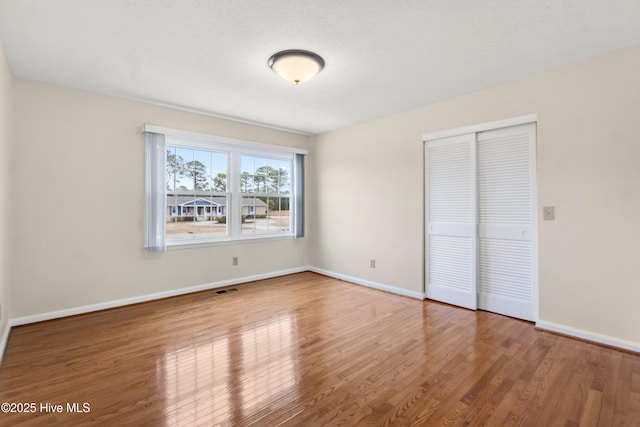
<box><xmin>426</xmin><ymin>134</ymin><xmax>477</xmax><ymax>310</ymax></box>
<box><xmin>477</xmin><ymin>123</ymin><xmax>535</xmax><ymax>321</ymax></box>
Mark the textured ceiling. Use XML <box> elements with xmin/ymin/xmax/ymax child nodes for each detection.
<box><xmin>1</xmin><ymin>0</ymin><xmax>639</xmax><ymax>134</ymax></box>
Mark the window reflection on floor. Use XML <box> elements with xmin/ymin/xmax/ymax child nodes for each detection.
<box><xmin>160</xmin><ymin>313</ymin><xmax>297</xmax><ymax>425</ymax></box>
<box><xmin>161</xmin><ymin>337</ymin><xmax>232</xmax><ymax>425</ymax></box>
<box><xmin>241</xmin><ymin>313</ymin><xmax>297</xmax><ymax>409</ymax></box>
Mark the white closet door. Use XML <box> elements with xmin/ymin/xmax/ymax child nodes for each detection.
<box><xmin>477</xmin><ymin>123</ymin><xmax>536</xmax><ymax>321</ymax></box>
<box><xmin>425</xmin><ymin>134</ymin><xmax>477</xmax><ymax>310</ymax></box>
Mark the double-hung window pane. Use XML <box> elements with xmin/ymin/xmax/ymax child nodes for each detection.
<box><xmin>240</xmin><ymin>155</ymin><xmax>292</xmax><ymax>235</ymax></box>
<box><xmin>166</xmin><ymin>146</ymin><xmax>229</xmax><ymax>241</ymax></box>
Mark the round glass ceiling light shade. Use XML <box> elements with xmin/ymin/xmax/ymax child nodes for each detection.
<box><xmin>268</xmin><ymin>50</ymin><xmax>325</xmax><ymax>85</ymax></box>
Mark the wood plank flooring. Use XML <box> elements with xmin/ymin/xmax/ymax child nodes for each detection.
<box><xmin>0</xmin><ymin>272</ymin><xmax>638</xmax><ymax>426</ymax></box>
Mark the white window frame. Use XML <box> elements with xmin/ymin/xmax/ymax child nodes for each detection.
<box><xmin>145</xmin><ymin>125</ymin><xmax>307</xmax><ymax>249</ymax></box>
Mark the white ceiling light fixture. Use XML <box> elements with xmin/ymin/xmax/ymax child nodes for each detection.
<box><xmin>268</xmin><ymin>50</ymin><xmax>325</xmax><ymax>85</ymax></box>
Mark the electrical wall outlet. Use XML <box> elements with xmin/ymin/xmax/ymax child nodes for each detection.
<box><xmin>232</xmin><ymin>256</ymin><xmax>238</xmax><ymax>266</ymax></box>
<box><xmin>370</xmin><ymin>259</ymin><xmax>376</xmax><ymax>268</ymax></box>
<box><xmin>543</xmin><ymin>206</ymin><xmax>555</xmax><ymax>220</ymax></box>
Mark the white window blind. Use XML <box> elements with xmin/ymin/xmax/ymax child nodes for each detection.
<box><xmin>144</xmin><ymin>131</ymin><xmax>166</xmax><ymax>252</ymax></box>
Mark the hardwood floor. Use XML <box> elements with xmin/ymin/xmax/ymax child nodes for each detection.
<box><xmin>0</xmin><ymin>272</ymin><xmax>638</xmax><ymax>426</ymax></box>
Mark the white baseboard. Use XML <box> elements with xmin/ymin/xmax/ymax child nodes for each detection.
<box><xmin>309</xmin><ymin>267</ymin><xmax>425</xmax><ymax>300</ymax></box>
<box><xmin>0</xmin><ymin>320</ymin><xmax>11</xmax><ymax>367</ymax></box>
<box><xmin>536</xmin><ymin>320</ymin><xmax>640</xmax><ymax>353</ymax></box>
<box><xmin>10</xmin><ymin>267</ymin><xmax>309</xmax><ymax>326</ymax></box>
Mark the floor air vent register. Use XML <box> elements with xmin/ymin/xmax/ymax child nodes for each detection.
<box><xmin>215</xmin><ymin>288</ymin><xmax>239</xmax><ymax>295</ymax></box>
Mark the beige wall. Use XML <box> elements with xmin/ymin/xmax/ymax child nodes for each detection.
<box><xmin>11</xmin><ymin>81</ymin><xmax>310</xmax><ymax>318</ymax></box>
<box><xmin>310</xmin><ymin>46</ymin><xmax>640</xmax><ymax>346</ymax></box>
<box><xmin>0</xmin><ymin>44</ymin><xmax>12</xmax><ymax>339</ymax></box>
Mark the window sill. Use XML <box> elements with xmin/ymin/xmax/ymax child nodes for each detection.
<box><xmin>166</xmin><ymin>234</ymin><xmax>299</xmax><ymax>250</ymax></box>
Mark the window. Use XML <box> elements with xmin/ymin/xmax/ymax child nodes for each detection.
<box><xmin>166</xmin><ymin>146</ymin><xmax>230</xmax><ymax>240</ymax></box>
<box><xmin>240</xmin><ymin>154</ymin><xmax>292</xmax><ymax>235</ymax></box>
<box><xmin>144</xmin><ymin>126</ymin><xmax>305</xmax><ymax>250</ymax></box>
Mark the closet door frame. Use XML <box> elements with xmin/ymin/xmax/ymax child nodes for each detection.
<box><xmin>423</xmin><ymin>114</ymin><xmax>538</xmax><ymax>321</ymax></box>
